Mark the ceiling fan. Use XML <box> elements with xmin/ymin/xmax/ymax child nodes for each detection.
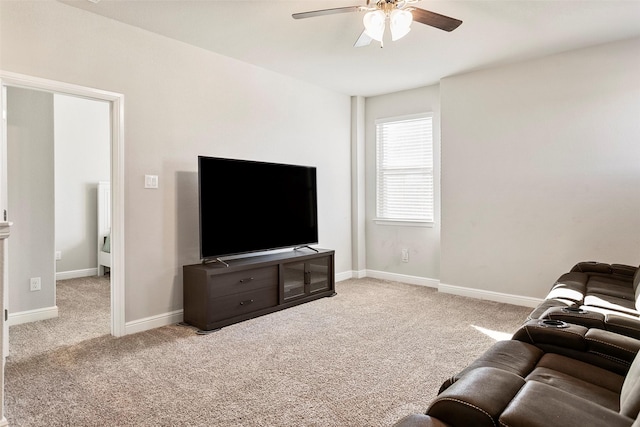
<box><xmin>292</xmin><ymin>0</ymin><xmax>462</xmax><ymax>47</ymax></box>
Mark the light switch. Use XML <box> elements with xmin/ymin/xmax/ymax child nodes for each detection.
<box><xmin>145</xmin><ymin>175</ymin><xmax>159</xmax><ymax>189</ymax></box>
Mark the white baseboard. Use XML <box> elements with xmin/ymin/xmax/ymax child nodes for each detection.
<box><xmin>8</xmin><ymin>305</ymin><xmax>59</xmax><ymax>326</ymax></box>
<box><xmin>438</xmin><ymin>283</ymin><xmax>543</xmax><ymax>308</ymax></box>
<box><xmin>353</xmin><ymin>269</ymin><xmax>367</xmax><ymax>279</ymax></box>
<box><xmin>335</xmin><ymin>271</ymin><xmax>355</xmax><ymax>282</ymax></box>
<box><xmin>366</xmin><ymin>269</ymin><xmax>439</xmax><ymax>288</ymax></box>
<box><xmin>354</xmin><ymin>272</ymin><xmax>540</xmax><ymax>308</ymax></box>
<box><xmin>56</xmin><ymin>268</ymin><xmax>98</xmax><ymax>281</ymax></box>
<box><xmin>125</xmin><ymin>309</ymin><xmax>184</xmax><ymax>335</ymax></box>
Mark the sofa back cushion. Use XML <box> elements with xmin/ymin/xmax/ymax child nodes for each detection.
<box><xmin>620</xmin><ymin>351</ymin><xmax>640</xmax><ymax>418</ymax></box>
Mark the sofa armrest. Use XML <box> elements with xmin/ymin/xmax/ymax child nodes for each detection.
<box><xmin>393</xmin><ymin>414</ymin><xmax>450</xmax><ymax>427</ymax></box>
<box><xmin>427</xmin><ymin>367</ymin><xmax>525</xmax><ymax>427</ymax></box>
<box><xmin>540</xmin><ymin>306</ymin><xmax>640</xmax><ymax>340</ymax></box>
<box><xmin>499</xmin><ymin>381</ymin><xmax>634</xmax><ymax>427</ymax></box>
<box><xmin>513</xmin><ymin>319</ymin><xmax>589</xmax><ymax>351</ymax></box>
<box><xmin>438</xmin><ymin>340</ymin><xmax>544</xmax><ymax>393</ymax></box>
<box><xmin>542</xmin><ymin>306</ymin><xmax>607</xmax><ymax>330</ymax></box>
<box><xmin>513</xmin><ymin>319</ymin><xmax>637</xmax><ymax>374</ymax></box>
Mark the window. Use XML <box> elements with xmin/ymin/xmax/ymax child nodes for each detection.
<box><xmin>375</xmin><ymin>113</ymin><xmax>434</xmax><ymax>225</ymax></box>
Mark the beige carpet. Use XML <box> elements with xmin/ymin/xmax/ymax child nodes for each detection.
<box><xmin>8</xmin><ymin>275</ymin><xmax>111</xmax><ymax>362</ymax></box>
<box><xmin>5</xmin><ymin>278</ymin><xmax>531</xmax><ymax>426</ymax></box>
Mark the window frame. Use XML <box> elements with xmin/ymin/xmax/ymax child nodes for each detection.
<box><xmin>374</xmin><ymin>112</ymin><xmax>434</xmax><ymax>228</ymax></box>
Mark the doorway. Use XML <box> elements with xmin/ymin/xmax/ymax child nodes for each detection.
<box><xmin>0</xmin><ymin>71</ymin><xmax>125</xmax><ymax>346</ymax></box>
<box><xmin>7</xmin><ymin>88</ymin><xmax>111</xmax><ymax>356</ymax></box>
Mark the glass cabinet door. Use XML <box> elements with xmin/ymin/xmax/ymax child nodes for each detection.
<box><xmin>282</xmin><ymin>262</ymin><xmax>306</xmax><ymax>301</ymax></box>
<box><xmin>281</xmin><ymin>255</ymin><xmax>331</xmax><ymax>301</ymax></box>
<box><xmin>308</xmin><ymin>257</ymin><xmax>330</xmax><ymax>294</ymax></box>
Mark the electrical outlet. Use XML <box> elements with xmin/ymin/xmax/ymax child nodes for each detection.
<box><xmin>30</xmin><ymin>277</ymin><xmax>41</xmax><ymax>292</ymax></box>
<box><xmin>55</xmin><ymin>251</ymin><xmax>62</xmax><ymax>260</ymax></box>
<box><xmin>401</xmin><ymin>248</ymin><xmax>409</xmax><ymax>263</ymax></box>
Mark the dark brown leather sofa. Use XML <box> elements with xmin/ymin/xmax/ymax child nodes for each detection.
<box><xmin>529</xmin><ymin>261</ymin><xmax>640</xmax><ymax>339</ymax></box>
<box><xmin>394</xmin><ymin>260</ymin><xmax>640</xmax><ymax>427</ymax></box>
<box><xmin>394</xmin><ymin>330</ymin><xmax>640</xmax><ymax>427</ymax></box>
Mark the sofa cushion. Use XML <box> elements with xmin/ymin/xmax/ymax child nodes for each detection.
<box><xmin>526</xmin><ymin>353</ymin><xmax>624</xmax><ymax>410</ymax></box>
<box><xmin>605</xmin><ymin>314</ymin><xmax>640</xmax><ymax>340</ymax></box>
<box><xmin>612</xmin><ymin>264</ymin><xmax>639</xmax><ymax>278</ymax></box>
<box><xmin>588</xmin><ymin>276</ymin><xmax>636</xmax><ymax>300</ymax></box>
<box><xmin>585</xmin><ymin>293</ymin><xmax>638</xmax><ymax>316</ymax></box>
<box><xmin>547</xmin><ymin>272</ymin><xmax>588</xmax><ymax>302</ymax></box>
<box><xmin>526</xmin><ymin>366</ymin><xmax>621</xmax><ymax>410</ymax></box>
<box><xmin>499</xmin><ymin>381</ymin><xmax>634</xmax><ymax>427</ymax></box>
<box><xmin>585</xmin><ymin>328</ymin><xmax>640</xmax><ymax>365</ymax></box>
<box><xmin>535</xmin><ymin>353</ymin><xmax>625</xmax><ymax>392</ymax></box>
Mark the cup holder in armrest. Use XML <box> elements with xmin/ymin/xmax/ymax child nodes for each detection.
<box><xmin>538</xmin><ymin>319</ymin><xmax>569</xmax><ymax>328</ymax></box>
<box><xmin>561</xmin><ymin>307</ymin><xmax>589</xmax><ymax>315</ymax></box>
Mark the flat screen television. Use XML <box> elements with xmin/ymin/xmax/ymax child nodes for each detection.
<box><xmin>198</xmin><ymin>156</ymin><xmax>318</xmax><ymax>261</ymax></box>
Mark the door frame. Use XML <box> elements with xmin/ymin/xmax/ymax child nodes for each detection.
<box><xmin>0</xmin><ymin>70</ymin><xmax>126</xmax><ymax>337</ymax></box>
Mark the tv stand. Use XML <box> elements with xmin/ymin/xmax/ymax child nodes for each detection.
<box><xmin>183</xmin><ymin>249</ymin><xmax>335</xmax><ymax>332</ymax></box>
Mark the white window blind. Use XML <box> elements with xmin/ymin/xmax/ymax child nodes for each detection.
<box><xmin>376</xmin><ymin>114</ymin><xmax>434</xmax><ymax>224</ymax></box>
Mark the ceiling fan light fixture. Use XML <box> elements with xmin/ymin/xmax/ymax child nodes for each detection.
<box><xmin>390</xmin><ymin>9</ymin><xmax>412</xmax><ymax>41</ymax></box>
<box><xmin>363</xmin><ymin>10</ymin><xmax>386</xmax><ymax>42</ymax></box>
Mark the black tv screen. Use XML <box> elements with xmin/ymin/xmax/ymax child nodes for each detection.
<box><xmin>198</xmin><ymin>156</ymin><xmax>318</xmax><ymax>260</ymax></box>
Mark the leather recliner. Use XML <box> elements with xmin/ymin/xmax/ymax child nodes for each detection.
<box><xmin>529</xmin><ymin>261</ymin><xmax>640</xmax><ymax>339</ymax></box>
<box><xmin>394</xmin><ymin>325</ymin><xmax>640</xmax><ymax>427</ymax></box>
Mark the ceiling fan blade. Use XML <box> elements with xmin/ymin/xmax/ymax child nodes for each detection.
<box><xmin>411</xmin><ymin>8</ymin><xmax>462</xmax><ymax>32</ymax></box>
<box><xmin>354</xmin><ymin>30</ymin><xmax>373</xmax><ymax>48</ymax></box>
<box><xmin>292</xmin><ymin>6</ymin><xmax>362</xmax><ymax>20</ymax></box>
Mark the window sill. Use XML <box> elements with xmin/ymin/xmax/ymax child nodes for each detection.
<box><xmin>373</xmin><ymin>218</ymin><xmax>435</xmax><ymax>228</ymax></box>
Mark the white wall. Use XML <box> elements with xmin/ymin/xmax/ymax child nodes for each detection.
<box><xmin>54</xmin><ymin>94</ymin><xmax>110</xmax><ymax>275</ymax></box>
<box><xmin>0</xmin><ymin>0</ymin><xmax>352</xmax><ymax>324</ymax></box>
<box><xmin>440</xmin><ymin>37</ymin><xmax>640</xmax><ymax>299</ymax></box>
<box><xmin>364</xmin><ymin>85</ymin><xmax>441</xmax><ymax>281</ymax></box>
<box><xmin>7</xmin><ymin>87</ymin><xmax>56</xmax><ymax>314</ymax></box>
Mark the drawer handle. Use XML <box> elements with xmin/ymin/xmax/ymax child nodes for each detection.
<box><xmin>239</xmin><ymin>299</ymin><xmax>254</xmax><ymax>306</ymax></box>
<box><xmin>239</xmin><ymin>277</ymin><xmax>254</xmax><ymax>284</ymax></box>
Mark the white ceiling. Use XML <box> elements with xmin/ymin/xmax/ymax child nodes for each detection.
<box><xmin>61</xmin><ymin>0</ymin><xmax>640</xmax><ymax>97</ymax></box>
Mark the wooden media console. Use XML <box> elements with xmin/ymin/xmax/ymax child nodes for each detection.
<box><xmin>183</xmin><ymin>248</ymin><xmax>335</xmax><ymax>333</ymax></box>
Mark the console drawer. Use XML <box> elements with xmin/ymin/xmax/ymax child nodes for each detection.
<box><xmin>209</xmin><ymin>266</ymin><xmax>277</xmax><ymax>297</ymax></box>
<box><xmin>209</xmin><ymin>288</ymin><xmax>278</xmax><ymax>322</ymax></box>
